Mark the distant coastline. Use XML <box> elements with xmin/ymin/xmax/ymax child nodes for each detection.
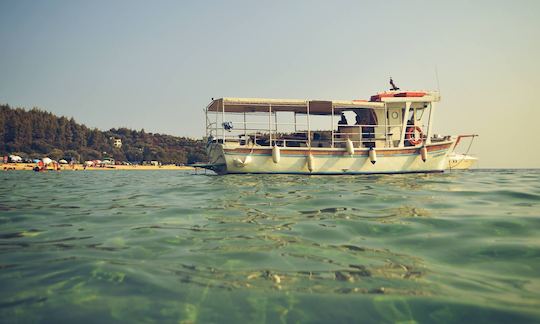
<box><xmin>1</xmin><ymin>162</ymin><xmax>194</xmax><ymax>171</ymax></box>
<box><xmin>0</xmin><ymin>104</ymin><xmax>207</xmax><ymax>165</ymax></box>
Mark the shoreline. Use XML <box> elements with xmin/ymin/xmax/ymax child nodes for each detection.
<box><xmin>1</xmin><ymin>163</ymin><xmax>195</xmax><ymax>171</ymax></box>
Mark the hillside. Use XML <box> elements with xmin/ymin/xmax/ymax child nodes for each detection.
<box><xmin>0</xmin><ymin>104</ymin><xmax>206</xmax><ymax>164</ymax></box>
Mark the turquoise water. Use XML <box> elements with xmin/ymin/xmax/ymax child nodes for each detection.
<box><xmin>0</xmin><ymin>170</ymin><xmax>539</xmax><ymax>323</ymax></box>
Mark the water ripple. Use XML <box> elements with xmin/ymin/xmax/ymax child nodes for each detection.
<box><xmin>0</xmin><ymin>169</ymin><xmax>539</xmax><ymax>322</ymax></box>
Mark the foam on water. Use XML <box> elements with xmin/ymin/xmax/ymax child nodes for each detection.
<box><xmin>0</xmin><ymin>169</ymin><xmax>539</xmax><ymax>322</ymax></box>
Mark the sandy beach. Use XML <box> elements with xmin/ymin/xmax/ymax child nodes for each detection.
<box><xmin>1</xmin><ymin>163</ymin><xmax>194</xmax><ymax>171</ymax></box>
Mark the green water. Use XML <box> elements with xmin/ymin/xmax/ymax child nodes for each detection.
<box><xmin>1</xmin><ymin>170</ymin><xmax>539</xmax><ymax>323</ymax></box>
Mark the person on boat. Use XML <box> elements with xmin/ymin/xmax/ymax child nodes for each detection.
<box><xmin>338</xmin><ymin>113</ymin><xmax>347</xmax><ymax>125</ymax></box>
<box><xmin>354</xmin><ymin>113</ymin><xmax>365</xmax><ymax>126</ymax></box>
<box><xmin>355</xmin><ymin>110</ymin><xmax>376</xmax><ymax>148</ymax></box>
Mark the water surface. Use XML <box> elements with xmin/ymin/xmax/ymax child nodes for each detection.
<box><xmin>1</xmin><ymin>169</ymin><xmax>539</xmax><ymax>323</ymax></box>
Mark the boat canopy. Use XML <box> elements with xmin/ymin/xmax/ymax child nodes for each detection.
<box><xmin>207</xmin><ymin>98</ymin><xmax>384</xmax><ymax>115</ymax></box>
<box><xmin>206</xmin><ymin>91</ymin><xmax>440</xmax><ymax>115</ymax></box>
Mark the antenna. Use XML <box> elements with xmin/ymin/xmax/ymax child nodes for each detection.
<box><xmin>434</xmin><ymin>66</ymin><xmax>441</xmax><ymax>93</ymax></box>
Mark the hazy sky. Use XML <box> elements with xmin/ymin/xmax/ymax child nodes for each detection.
<box><xmin>1</xmin><ymin>0</ymin><xmax>539</xmax><ymax>168</ymax></box>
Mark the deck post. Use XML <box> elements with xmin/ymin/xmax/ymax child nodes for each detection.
<box><xmin>331</xmin><ymin>102</ymin><xmax>335</xmax><ymax>148</ymax></box>
<box><xmin>426</xmin><ymin>102</ymin><xmax>435</xmax><ymax>145</ymax></box>
<box><xmin>269</xmin><ymin>104</ymin><xmax>272</xmax><ymax>145</ymax></box>
<box><xmin>222</xmin><ymin>99</ymin><xmax>225</xmax><ymax>143</ymax></box>
<box><xmin>307</xmin><ymin>101</ymin><xmax>311</xmax><ymax>147</ymax></box>
<box><xmin>243</xmin><ymin>112</ymin><xmax>246</xmax><ymax>144</ymax></box>
<box><xmin>274</xmin><ymin>111</ymin><xmax>278</xmax><ymax>136</ymax></box>
<box><xmin>214</xmin><ymin>101</ymin><xmax>219</xmax><ymax>141</ymax></box>
<box><xmin>398</xmin><ymin>102</ymin><xmax>411</xmax><ymax>147</ymax></box>
<box><xmin>215</xmin><ymin>101</ymin><xmax>218</xmax><ymax>141</ymax></box>
<box><xmin>205</xmin><ymin>108</ymin><xmax>208</xmax><ymax>138</ymax></box>
<box><xmin>384</xmin><ymin>102</ymin><xmax>388</xmax><ymax>147</ymax></box>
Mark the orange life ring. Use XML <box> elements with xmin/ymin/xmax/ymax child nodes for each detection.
<box><xmin>406</xmin><ymin>126</ymin><xmax>424</xmax><ymax>145</ymax></box>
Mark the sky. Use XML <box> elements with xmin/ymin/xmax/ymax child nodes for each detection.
<box><xmin>1</xmin><ymin>0</ymin><xmax>539</xmax><ymax>168</ymax></box>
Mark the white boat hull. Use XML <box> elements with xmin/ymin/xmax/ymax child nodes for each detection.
<box><xmin>207</xmin><ymin>141</ymin><xmax>455</xmax><ymax>175</ymax></box>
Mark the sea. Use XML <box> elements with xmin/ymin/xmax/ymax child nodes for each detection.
<box><xmin>0</xmin><ymin>169</ymin><xmax>539</xmax><ymax>323</ymax></box>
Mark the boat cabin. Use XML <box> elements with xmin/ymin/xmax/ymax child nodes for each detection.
<box><xmin>206</xmin><ymin>91</ymin><xmax>442</xmax><ymax>150</ymax></box>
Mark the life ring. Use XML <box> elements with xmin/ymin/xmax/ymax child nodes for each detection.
<box><xmin>406</xmin><ymin>126</ymin><xmax>424</xmax><ymax>145</ymax></box>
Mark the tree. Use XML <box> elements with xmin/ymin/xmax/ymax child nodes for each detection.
<box><xmin>48</xmin><ymin>149</ymin><xmax>64</xmax><ymax>160</ymax></box>
<box><xmin>0</xmin><ymin>104</ymin><xmax>207</xmax><ymax>164</ymax></box>
<box><xmin>79</xmin><ymin>148</ymin><xmax>101</xmax><ymax>161</ymax></box>
<box><xmin>63</xmin><ymin>150</ymin><xmax>81</xmax><ymax>163</ymax></box>
<box><xmin>187</xmin><ymin>151</ymin><xmax>206</xmax><ymax>164</ymax></box>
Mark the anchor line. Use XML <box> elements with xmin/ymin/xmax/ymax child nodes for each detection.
<box><xmin>451</xmin><ymin>136</ymin><xmax>476</xmax><ymax>170</ymax></box>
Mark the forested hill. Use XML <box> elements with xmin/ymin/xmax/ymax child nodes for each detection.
<box><xmin>0</xmin><ymin>104</ymin><xmax>206</xmax><ymax>164</ymax></box>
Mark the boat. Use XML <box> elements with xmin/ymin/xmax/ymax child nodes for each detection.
<box><xmin>201</xmin><ymin>87</ymin><xmax>474</xmax><ymax>175</ymax></box>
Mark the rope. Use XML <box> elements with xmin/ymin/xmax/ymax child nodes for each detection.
<box><xmin>450</xmin><ymin>136</ymin><xmax>475</xmax><ymax>170</ymax></box>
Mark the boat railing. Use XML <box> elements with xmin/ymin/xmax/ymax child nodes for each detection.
<box><xmin>206</xmin><ymin>120</ymin><xmax>307</xmax><ymax>136</ymax></box>
<box><xmin>210</xmin><ymin>130</ymin><xmax>311</xmax><ymax>147</ymax></box>
<box><xmin>333</xmin><ymin>124</ymin><xmax>407</xmax><ymax>148</ymax></box>
<box><xmin>207</xmin><ymin>121</ymin><xmax>427</xmax><ymax>148</ymax></box>
<box><xmin>207</xmin><ymin>120</ymin><xmax>312</xmax><ymax>147</ymax></box>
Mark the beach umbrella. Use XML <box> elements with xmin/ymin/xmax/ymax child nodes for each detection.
<box><xmin>33</xmin><ymin>159</ymin><xmax>40</xmax><ymax>163</ymax></box>
<box><xmin>59</xmin><ymin>159</ymin><xmax>68</xmax><ymax>164</ymax></box>
<box><xmin>42</xmin><ymin>157</ymin><xmax>52</xmax><ymax>165</ymax></box>
<box><xmin>9</xmin><ymin>155</ymin><xmax>22</xmax><ymax>162</ymax></box>
<box><xmin>84</xmin><ymin>161</ymin><xmax>94</xmax><ymax>166</ymax></box>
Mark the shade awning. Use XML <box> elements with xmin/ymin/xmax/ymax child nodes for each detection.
<box><xmin>206</xmin><ymin>97</ymin><xmax>385</xmax><ymax>114</ymax></box>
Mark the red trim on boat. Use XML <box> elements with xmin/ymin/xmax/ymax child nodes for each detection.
<box><xmin>370</xmin><ymin>93</ymin><xmax>396</xmax><ymax>101</ymax></box>
<box><xmin>370</xmin><ymin>91</ymin><xmax>426</xmax><ymax>101</ymax></box>
<box><xmin>225</xmin><ymin>142</ymin><xmax>452</xmax><ymax>156</ymax></box>
<box><xmin>394</xmin><ymin>91</ymin><xmax>426</xmax><ymax>97</ymax></box>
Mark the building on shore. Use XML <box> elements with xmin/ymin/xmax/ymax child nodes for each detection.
<box><xmin>110</xmin><ymin>137</ymin><xmax>122</xmax><ymax>148</ymax></box>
